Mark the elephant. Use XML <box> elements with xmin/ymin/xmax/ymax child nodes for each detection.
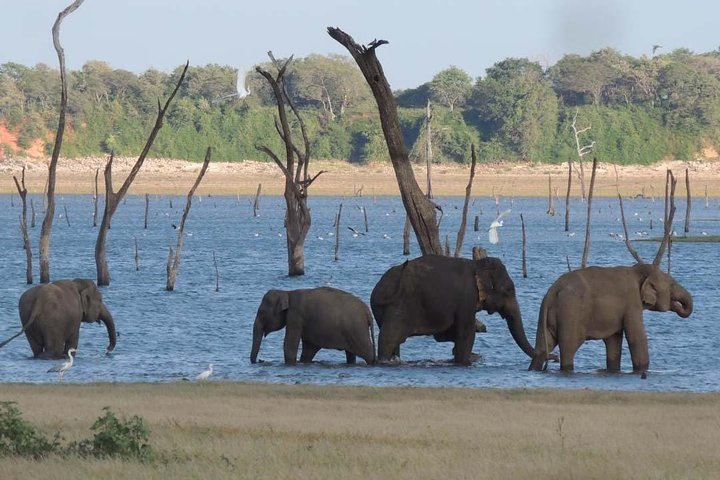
<box><xmin>250</xmin><ymin>287</ymin><xmax>376</xmax><ymax>365</ymax></box>
<box><xmin>370</xmin><ymin>255</ymin><xmax>535</xmax><ymax>365</ymax></box>
<box><xmin>16</xmin><ymin>279</ymin><xmax>117</xmax><ymax>359</ymax></box>
<box><xmin>528</xmin><ymin>263</ymin><xmax>693</xmax><ymax>373</ymax></box>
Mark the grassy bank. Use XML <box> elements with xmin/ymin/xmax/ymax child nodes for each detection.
<box><xmin>1</xmin><ymin>382</ymin><xmax>719</xmax><ymax>479</ymax></box>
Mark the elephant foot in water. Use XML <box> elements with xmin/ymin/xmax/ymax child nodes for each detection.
<box><xmin>378</xmin><ymin>355</ymin><xmax>402</xmax><ymax>365</ymax></box>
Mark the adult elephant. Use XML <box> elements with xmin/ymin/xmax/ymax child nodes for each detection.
<box><xmin>529</xmin><ymin>264</ymin><xmax>693</xmax><ymax>373</ymax></box>
<box><xmin>15</xmin><ymin>279</ymin><xmax>116</xmax><ymax>359</ymax></box>
<box><xmin>250</xmin><ymin>287</ymin><xmax>375</xmax><ymax>365</ymax></box>
<box><xmin>370</xmin><ymin>255</ymin><xmax>534</xmax><ymax>365</ymax></box>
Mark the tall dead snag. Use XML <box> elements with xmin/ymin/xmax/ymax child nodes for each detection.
<box><xmin>39</xmin><ymin>0</ymin><xmax>84</xmax><ymax>283</ymax></box>
<box><xmin>93</xmin><ymin>167</ymin><xmax>98</xmax><ymax>227</ymax></box>
<box><xmin>95</xmin><ymin>62</ymin><xmax>188</xmax><ymax>286</ymax></box>
<box><xmin>520</xmin><ymin>213</ymin><xmax>528</xmax><ymax>278</ymax></box>
<box><xmin>328</xmin><ymin>27</ymin><xmax>442</xmax><ymax>255</ymax></box>
<box><xmin>256</xmin><ymin>53</ymin><xmax>324</xmax><ymax>276</ymax></box>
<box><xmin>547</xmin><ymin>174</ymin><xmax>556</xmax><ymax>216</ymax></box>
<box><xmin>13</xmin><ymin>167</ymin><xmax>32</xmax><ymax>284</ymax></box>
<box><xmin>144</xmin><ymin>193</ymin><xmax>149</xmax><ymax>229</ymax></box>
<box><xmin>454</xmin><ymin>144</ymin><xmax>477</xmax><ymax>257</ymax></box>
<box><xmin>564</xmin><ymin>158</ymin><xmax>572</xmax><ymax>232</ymax></box>
<box><xmin>334</xmin><ymin>203</ymin><xmax>342</xmax><ymax>262</ymax></box>
<box><xmin>615</xmin><ymin>167</ymin><xmax>643</xmax><ymax>264</ymax></box>
<box><xmin>580</xmin><ymin>157</ymin><xmax>599</xmax><ymax>268</ymax></box>
<box><xmin>425</xmin><ymin>99</ymin><xmax>433</xmax><ymax>199</ymax></box>
<box><xmin>166</xmin><ymin>147</ymin><xmax>212</xmax><ymax>291</ymax></box>
<box><xmin>571</xmin><ymin>108</ymin><xmax>594</xmax><ymax>201</ymax></box>
<box><xmin>684</xmin><ymin>168</ymin><xmax>691</xmax><ymax>234</ymax></box>
<box><xmin>252</xmin><ymin>183</ymin><xmax>262</xmax><ymax>217</ymax></box>
<box><xmin>402</xmin><ymin>215</ymin><xmax>411</xmax><ymax>255</ymax></box>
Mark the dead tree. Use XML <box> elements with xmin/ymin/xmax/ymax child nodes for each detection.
<box><xmin>134</xmin><ymin>237</ymin><xmax>140</xmax><ymax>271</ymax></box>
<box><xmin>39</xmin><ymin>0</ymin><xmax>84</xmax><ymax>283</ymax></box>
<box><xmin>166</xmin><ymin>147</ymin><xmax>212</xmax><ymax>291</ymax></box>
<box><xmin>454</xmin><ymin>144</ymin><xmax>477</xmax><ymax>257</ymax></box>
<box><xmin>425</xmin><ymin>99</ymin><xmax>433</xmax><ymax>199</ymax></box>
<box><xmin>580</xmin><ymin>157</ymin><xmax>599</xmax><ymax>268</ymax></box>
<box><xmin>571</xmin><ymin>108</ymin><xmax>594</xmax><ymax>201</ymax></box>
<box><xmin>363</xmin><ymin>206</ymin><xmax>369</xmax><ymax>233</ymax></box>
<box><xmin>95</xmin><ymin>62</ymin><xmax>188</xmax><ymax>286</ymax></box>
<box><xmin>402</xmin><ymin>215</ymin><xmax>411</xmax><ymax>255</ymax></box>
<box><xmin>256</xmin><ymin>53</ymin><xmax>324</xmax><ymax>276</ymax></box>
<box><xmin>63</xmin><ymin>205</ymin><xmax>70</xmax><ymax>226</ymax></box>
<box><xmin>144</xmin><ymin>193</ymin><xmax>149</xmax><ymax>229</ymax></box>
<box><xmin>520</xmin><ymin>213</ymin><xmax>528</xmax><ymax>278</ymax></box>
<box><xmin>684</xmin><ymin>168</ymin><xmax>691</xmax><ymax>234</ymax></box>
<box><xmin>329</xmin><ymin>27</ymin><xmax>442</xmax><ymax>255</ymax></box>
<box><xmin>93</xmin><ymin>167</ymin><xmax>99</xmax><ymax>227</ymax></box>
<box><xmin>30</xmin><ymin>199</ymin><xmax>36</xmax><ymax>228</ymax></box>
<box><xmin>547</xmin><ymin>174</ymin><xmax>556</xmax><ymax>216</ymax></box>
<box><xmin>13</xmin><ymin>167</ymin><xmax>32</xmax><ymax>284</ymax></box>
<box><xmin>564</xmin><ymin>158</ymin><xmax>572</xmax><ymax>232</ymax></box>
<box><xmin>252</xmin><ymin>183</ymin><xmax>262</xmax><ymax>217</ymax></box>
<box><xmin>212</xmin><ymin>251</ymin><xmax>220</xmax><ymax>292</ymax></box>
<box><xmin>334</xmin><ymin>203</ymin><xmax>343</xmax><ymax>262</ymax></box>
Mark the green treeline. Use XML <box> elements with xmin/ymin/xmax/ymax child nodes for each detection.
<box><xmin>1</xmin><ymin>47</ymin><xmax>719</xmax><ymax>164</ymax></box>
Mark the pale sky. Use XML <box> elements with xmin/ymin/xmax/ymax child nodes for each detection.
<box><xmin>1</xmin><ymin>0</ymin><xmax>719</xmax><ymax>90</ymax></box>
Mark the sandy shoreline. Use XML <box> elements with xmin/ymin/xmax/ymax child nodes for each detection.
<box><xmin>1</xmin><ymin>156</ymin><xmax>719</xmax><ymax>197</ymax></box>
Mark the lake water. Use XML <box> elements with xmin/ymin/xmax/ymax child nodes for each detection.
<box><xmin>0</xmin><ymin>192</ymin><xmax>718</xmax><ymax>392</ymax></box>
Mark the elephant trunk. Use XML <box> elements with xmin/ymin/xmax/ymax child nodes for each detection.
<box><xmin>100</xmin><ymin>303</ymin><xmax>117</xmax><ymax>354</ymax></box>
<box><xmin>502</xmin><ymin>300</ymin><xmax>535</xmax><ymax>358</ymax></box>
<box><xmin>670</xmin><ymin>284</ymin><xmax>693</xmax><ymax>318</ymax></box>
<box><xmin>250</xmin><ymin>318</ymin><xmax>263</xmax><ymax>364</ymax></box>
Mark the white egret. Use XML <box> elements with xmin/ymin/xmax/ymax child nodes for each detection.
<box><xmin>487</xmin><ymin>209</ymin><xmax>511</xmax><ymax>245</ymax></box>
<box><xmin>196</xmin><ymin>363</ymin><xmax>213</xmax><ymax>381</ymax></box>
<box><xmin>347</xmin><ymin>226</ymin><xmax>364</xmax><ymax>237</ymax></box>
<box><xmin>48</xmin><ymin>348</ymin><xmax>77</xmax><ymax>382</ymax></box>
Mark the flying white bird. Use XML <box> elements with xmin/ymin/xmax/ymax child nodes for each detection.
<box><xmin>48</xmin><ymin>348</ymin><xmax>77</xmax><ymax>382</ymax></box>
<box><xmin>196</xmin><ymin>363</ymin><xmax>213</xmax><ymax>381</ymax></box>
<box><xmin>347</xmin><ymin>226</ymin><xmax>365</xmax><ymax>237</ymax></box>
<box><xmin>488</xmin><ymin>209</ymin><xmax>511</xmax><ymax>245</ymax></box>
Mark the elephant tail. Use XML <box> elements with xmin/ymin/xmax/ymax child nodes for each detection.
<box><xmin>0</xmin><ymin>311</ymin><xmax>38</xmax><ymax>350</ymax></box>
<box><xmin>369</xmin><ymin>310</ymin><xmax>376</xmax><ymax>364</ymax></box>
<box><xmin>529</xmin><ymin>297</ymin><xmax>550</xmax><ymax>371</ymax></box>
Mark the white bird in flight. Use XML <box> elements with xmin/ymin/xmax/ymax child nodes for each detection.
<box><xmin>196</xmin><ymin>363</ymin><xmax>214</xmax><ymax>381</ymax></box>
<box><xmin>48</xmin><ymin>348</ymin><xmax>77</xmax><ymax>382</ymax></box>
<box><xmin>488</xmin><ymin>209</ymin><xmax>511</xmax><ymax>245</ymax></box>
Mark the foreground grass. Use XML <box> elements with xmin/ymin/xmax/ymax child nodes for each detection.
<box><xmin>1</xmin><ymin>382</ymin><xmax>719</xmax><ymax>479</ymax></box>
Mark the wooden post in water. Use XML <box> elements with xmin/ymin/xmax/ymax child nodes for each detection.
<box><xmin>580</xmin><ymin>157</ymin><xmax>598</xmax><ymax>268</ymax></box>
<box><xmin>30</xmin><ymin>199</ymin><xmax>36</xmax><ymax>228</ymax></box>
<box><xmin>684</xmin><ymin>168</ymin><xmax>691</xmax><ymax>234</ymax></box>
<box><xmin>144</xmin><ymin>193</ymin><xmax>149</xmax><ymax>229</ymax></box>
<box><xmin>564</xmin><ymin>158</ymin><xmax>572</xmax><ymax>232</ymax></box>
<box><xmin>520</xmin><ymin>213</ymin><xmax>528</xmax><ymax>278</ymax></box>
<box><xmin>547</xmin><ymin>174</ymin><xmax>556</xmax><ymax>216</ymax></box>
<box><xmin>13</xmin><ymin>166</ymin><xmax>32</xmax><ymax>284</ymax></box>
<box><xmin>63</xmin><ymin>205</ymin><xmax>70</xmax><ymax>227</ymax></box>
<box><xmin>363</xmin><ymin>206</ymin><xmax>369</xmax><ymax>233</ymax></box>
<box><xmin>705</xmin><ymin>184</ymin><xmax>709</xmax><ymax>208</ymax></box>
<box><xmin>252</xmin><ymin>183</ymin><xmax>262</xmax><ymax>217</ymax></box>
<box><xmin>134</xmin><ymin>237</ymin><xmax>140</xmax><ymax>271</ymax></box>
<box><xmin>334</xmin><ymin>203</ymin><xmax>343</xmax><ymax>261</ymax></box>
<box><xmin>212</xmin><ymin>250</ymin><xmax>219</xmax><ymax>292</ymax></box>
<box><xmin>473</xmin><ymin>215</ymin><xmax>479</xmax><ymax>232</ymax></box>
<box><xmin>402</xmin><ymin>215</ymin><xmax>411</xmax><ymax>256</ymax></box>
<box><xmin>93</xmin><ymin>167</ymin><xmax>98</xmax><ymax>227</ymax></box>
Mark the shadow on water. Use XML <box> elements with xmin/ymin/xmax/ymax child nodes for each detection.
<box><xmin>0</xmin><ymin>193</ymin><xmax>718</xmax><ymax>392</ymax></box>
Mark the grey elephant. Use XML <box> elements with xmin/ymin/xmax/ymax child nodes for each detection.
<box><xmin>529</xmin><ymin>264</ymin><xmax>693</xmax><ymax>373</ymax></box>
<box><xmin>14</xmin><ymin>279</ymin><xmax>116</xmax><ymax>359</ymax></box>
<box><xmin>370</xmin><ymin>255</ymin><xmax>535</xmax><ymax>365</ymax></box>
<box><xmin>250</xmin><ymin>287</ymin><xmax>376</xmax><ymax>365</ymax></box>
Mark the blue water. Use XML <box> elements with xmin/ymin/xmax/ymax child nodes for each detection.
<box><xmin>0</xmin><ymin>192</ymin><xmax>718</xmax><ymax>392</ymax></box>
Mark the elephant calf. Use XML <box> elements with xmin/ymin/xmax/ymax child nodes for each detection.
<box><xmin>250</xmin><ymin>287</ymin><xmax>376</xmax><ymax>365</ymax></box>
<box><xmin>529</xmin><ymin>264</ymin><xmax>693</xmax><ymax>373</ymax></box>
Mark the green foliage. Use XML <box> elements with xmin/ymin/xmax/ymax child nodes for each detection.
<box><xmin>429</xmin><ymin>66</ymin><xmax>472</xmax><ymax>111</ymax></box>
<box><xmin>70</xmin><ymin>407</ymin><xmax>154</xmax><ymax>461</ymax></box>
<box><xmin>0</xmin><ymin>402</ymin><xmax>60</xmax><ymax>459</ymax></box>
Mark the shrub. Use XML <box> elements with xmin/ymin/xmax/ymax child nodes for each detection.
<box><xmin>71</xmin><ymin>407</ymin><xmax>154</xmax><ymax>461</ymax></box>
<box><xmin>0</xmin><ymin>402</ymin><xmax>60</xmax><ymax>459</ymax></box>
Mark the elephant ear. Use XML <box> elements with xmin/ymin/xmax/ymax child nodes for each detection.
<box><xmin>474</xmin><ymin>274</ymin><xmax>488</xmax><ymax>310</ymax></box>
<box><xmin>640</xmin><ymin>277</ymin><xmax>658</xmax><ymax>307</ymax></box>
<box><xmin>276</xmin><ymin>292</ymin><xmax>289</xmax><ymax>312</ymax></box>
<box><xmin>78</xmin><ymin>285</ymin><xmax>93</xmax><ymax>320</ymax></box>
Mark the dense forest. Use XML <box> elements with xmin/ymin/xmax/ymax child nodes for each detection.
<box><xmin>1</xmin><ymin>47</ymin><xmax>720</xmax><ymax>164</ymax></box>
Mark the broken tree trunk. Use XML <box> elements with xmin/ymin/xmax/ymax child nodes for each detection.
<box><xmin>39</xmin><ymin>0</ymin><xmax>84</xmax><ymax>283</ymax></box>
<box><xmin>252</xmin><ymin>183</ymin><xmax>262</xmax><ymax>217</ymax></box>
<box><xmin>212</xmin><ymin>251</ymin><xmax>220</xmax><ymax>292</ymax></box>
<box><xmin>328</xmin><ymin>27</ymin><xmax>442</xmax><ymax>255</ymax></box>
<box><xmin>564</xmin><ymin>158</ymin><xmax>572</xmax><ymax>232</ymax></box>
<box><xmin>402</xmin><ymin>215</ymin><xmax>411</xmax><ymax>256</ymax></box>
<box><xmin>580</xmin><ymin>157</ymin><xmax>599</xmax><ymax>268</ymax></box>
<box><xmin>454</xmin><ymin>144</ymin><xmax>477</xmax><ymax>257</ymax></box>
<box><xmin>334</xmin><ymin>203</ymin><xmax>342</xmax><ymax>262</ymax></box>
<box><xmin>144</xmin><ymin>193</ymin><xmax>149</xmax><ymax>229</ymax></box>
<box><xmin>684</xmin><ymin>168</ymin><xmax>691</xmax><ymax>234</ymax></box>
<box><xmin>13</xmin><ymin>167</ymin><xmax>32</xmax><ymax>284</ymax></box>
<box><xmin>166</xmin><ymin>147</ymin><xmax>212</xmax><ymax>291</ymax></box>
<box><xmin>96</xmin><ymin>62</ymin><xmax>188</xmax><ymax>286</ymax></box>
<box><xmin>520</xmin><ymin>213</ymin><xmax>527</xmax><ymax>278</ymax></box>
<box><xmin>547</xmin><ymin>174</ymin><xmax>556</xmax><ymax>216</ymax></box>
<box><xmin>425</xmin><ymin>99</ymin><xmax>433</xmax><ymax>199</ymax></box>
<box><xmin>93</xmin><ymin>167</ymin><xmax>98</xmax><ymax>227</ymax></box>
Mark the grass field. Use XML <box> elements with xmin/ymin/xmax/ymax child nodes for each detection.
<box><xmin>1</xmin><ymin>382</ymin><xmax>719</xmax><ymax>479</ymax></box>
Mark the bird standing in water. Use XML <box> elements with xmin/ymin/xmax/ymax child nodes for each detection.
<box><xmin>48</xmin><ymin>348</ymin><xmax>77</xmax><ymax>382</ymax></box>
<box><xmin>488</xmin><ymin>209</ymin><xmax>511</xmax><ymax>245</ymax></box>
<box><xmin>196</xmin><ymin>363</ymin><xmax>213</xmax><ymax>381</ymax></box>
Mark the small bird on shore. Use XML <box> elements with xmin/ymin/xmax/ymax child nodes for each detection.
<box><xmin>196</xmin><ymin>363</ymin><xmax>213</xmax><ymax>381</ymax></box>
<box><xmin>488</xmin><ymin>209</ymin><xmax>511</xmax><ymax>245</ymax></box>
<box><xmin>48</xmin><ymin>348</ymin><xmax>77</xmax><ymax>382</ymax></box>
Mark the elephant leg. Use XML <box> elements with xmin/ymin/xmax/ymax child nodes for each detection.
<box><xmin>625</xmin><ymin>321</ymin><xmax>649</xmax><ymax>373</ymax></box>
<box><xmin>345</xmin><ymin>351</ymin><xmax>357</xmax><ymax>364</ymax></box>
<box><xmin>453</xmin><ymin>317</ymin><xmax>476</xmax><ymax>365</ymax></box>
<box><xmin>27</xmin><ymin>336</ymin><xmax>44</xmax><ymax>357</ymax></box>
<box><xmin>66</xmin><ymin>330</ymin><xmax>80</xmax><ymax>354</ymax></box>
<box><xmin>42</xmin><ymin>338</ymin><xmax>65</xmax><ymax>359</ymax></box>
<box><xmin>299</xmin><ymin>340</ymin><xmax>320</xmax><ymax>363</ymax></box>
<box><xmin>283</xmin><ymin>315</ymin><xmax>302</xmax><ymax>365</ymax></box>
<box><xmin>378</xmin><ymin>325</ymin><xmax>405</xmax><ymax>363</ymax></box>
<box><xmin>604</xmin><ymin>332</ymin><xmax>623</xmax><ymax>372</ymax></box>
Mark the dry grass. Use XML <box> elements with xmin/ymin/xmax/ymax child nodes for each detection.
<box><xmin>0</xmin><ymin>382</ymin><xmax>719</xmax><ymax>479</ymax></box>
<box><xmin>1</xmin><ymin>156</ymin><xmax>720</xmax><ymax>197</ymax></box>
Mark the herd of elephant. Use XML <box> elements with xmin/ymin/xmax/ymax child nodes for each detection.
<box><xmin>9</xmin><ymin>254</ymin><xmax>693</xmax><ymax>375</ymax></box>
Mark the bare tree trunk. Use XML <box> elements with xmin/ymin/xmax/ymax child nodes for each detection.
<box><xmin>564</xmin><ymin>158</ymin><xmax>572</xmax><ymax>232</ymax></box>
<box><xmin>93</xmin><ymin>167</ymin><xmax>98</xmax><ymax>227</ymax></box>
<box><xmin>363</xmin><ymin>206</ymin><xmax>369</xmax><ymax>233</ymax></box>
<box><xmin>444</xmin><ymin>235</ymin><xmax>450</xmax><ymax>256</ymax></box>
<box><xmin>252</xmin><ymin>183</ymin><xmax>262</xmax><ymax>217</ymax></box>
<box><xmin>39</xmin><ymin>0</ymin><xmax>84</xmax><ymax>283</ymax></box>
<box><xmin>13</xmin><ymin>167</ymin><xmax>32</xmax><ymax>284</ymax></box>
<box><xmin>705</xmin><ymin>184</ymin><xmax>709</xmax><ymax>208</ymax></box>
<box><xmin>547</xmin><ymin>174</ymin><xmax>556</xmax><ymax>216</ymax></box>
<box><xmin>655</xmin><ymin>170</ymin><xmax>677</xmax><ymax>266</ymax></box>
<box><xmin>30</xmin><ymin>199</ymin><xmax>36</xmax><ymax>228</ymax></box>
<box><xmin>96</xmin><ymin>62</ymin><xmax>188</xmax><ymax>286</ymax></box>
<box><xmin>571</xmin><ymin>109</ymin><xmax>594</xmax><ymax>202</ymax></box>
<box><xmin>454</xmin><ymin>144</ymin><xmax>477</xmax><ymax>257</ymax></box>
<box><xmin>63</xmin><ymin>205</ymin><xmax>70</xmax><ymax>226</ymax></box>
<box><xmin>580</xmin><ymin>158</ymin><xmax>598</xmax><ymax>268</ymax></box>
<box><xmin>425</xmin><ymin>99</ymin><xmax>433</xmax><ymax>199</ymax></box>
<box><xmin>402</xmin><ymin>215</ymin><xmax>411</xmax><ymax>256</ymax></box>
<box><xmin>329</xmin><ymin>28</ymin><xmax>442</xmax><ymax>255</ymax></box>
<box><xmin>144</xmin><ymin>193</ymin><xmax>149</xmax><ymax>229</ymax></box>
<box><xmin>212</xmin><ymin>251</ymin><xmax>220</xmax><ymax>292</ymax></box>
<box><xmin>167</xmin><ymin>147</ymin><xmax>212</xmax><ymax>291</ymax></box>
<box><xmin>134</xmin><ymin>237</ymin><xmax>140</xmax><ymax>271</ymax></box>
<box><xmin>334</xmin><ymin>203</ymin><xmax>342</xmax><ymax>262</ymax></box>
<box><xmin>520</xmin><ymin>213</ymin><xmax>527</xmax><ymax>278</ymax></box>
<box><xmin>684</xmin><ymin>168</ymin><xmax>691</xmax><ymax>234</ymax></box>
<box><xmin>473</xmin><ymin>215</ymin><xmax>479</xmax><ymax>232</ymax></box>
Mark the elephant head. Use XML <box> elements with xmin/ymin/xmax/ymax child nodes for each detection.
<box><xmin>474</xmin><ymin>258</ymin><xmax>534</xmax><ymax>358</ymax></box>
<box><xmin>73</xmin><ymin>279</ymin><xmax>117</xmax><ymax>354</ymax></box>
<box><xmin>636</xmin><ymin>264</ymin><xmax>693</xmax><ymax>318</ymax></box>
<box><xmin>250</xmin><ymin>290</ymin><xmax>289</xmax><ymax>363</ymax></box>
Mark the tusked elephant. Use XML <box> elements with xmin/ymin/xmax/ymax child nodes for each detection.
<box><xmin>370</xmin><ymin>255</ymin><xmax>535</xmax><ymax>365</ymax></box>
<box><xmin>17</xmin><ymin>279</ymin><xmax>117</xmax><ymax>359</ymax></box>
<box><xmin>250</xmin><ymin>287</ymin><xmax>376</xmax><ymax>365</ymax></box>
<box><xmin>529</xmin><ymin>263</ymin><xmax>693</xmax><ymax>373</ymax></box>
